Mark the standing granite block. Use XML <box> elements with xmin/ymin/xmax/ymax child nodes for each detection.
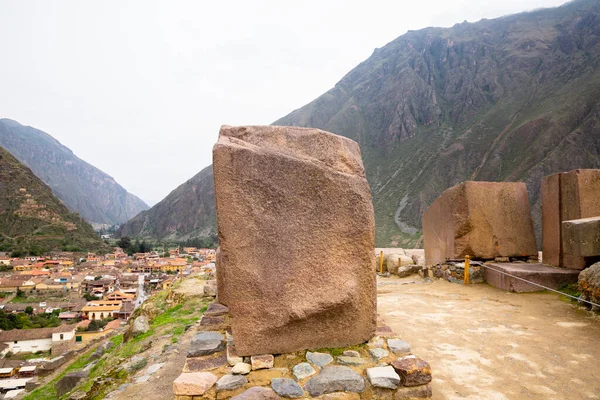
<box><xmin>423</xmin><ymin>181</ymin><xmax>537</xmax><ymax>266</ymax></box>
<box><xmin>563</xmin><ymin>217</ymin><xmax>600</xmax><ymax>257</ymax></box>
<box><xmin>213</xmin><ymin>125</ymin><xmax>376</xmax><ymax>356</ymax></box>
<box><xmin>543</xmin><ymin>169</ymin><xmax>600</xmax><ymax>269</ymax></box>
<box><xmin>542</xmin><ymin>173</ymin><xmax>562</xmax><ymax>267</ymax></box>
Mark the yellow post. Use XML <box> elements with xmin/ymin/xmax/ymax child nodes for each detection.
<box><xmin>464</xmin><ymin>255</ymin><xmax>470</xmax><ymax>286</ymax></box>
<box><xmin>379</xmin><ymin>251</ymin><xmax>384</xmax><ymax>274</ymax></box>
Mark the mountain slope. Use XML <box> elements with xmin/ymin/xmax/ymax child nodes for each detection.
<box><xmin>116</xmin><ymin>165</ymin><xmax>216</xmax><ymax>242</ymax></box>
<box><xmin>275</xmin><ymin>0</ymin><xmax>600</xmax><ymax>246</ymax></box>
<box><xmin>0</xmin><ymin>145</ymin><xmax>105</xmax><ymax>254</ymax></box>
<box><xmin>0</xmin><ymin>119</ymin><xmax>149</xmax><ymax>226</ymax></box>
<box><xmin>120</xmin><ymin>0</ymin><xmax>600</xmax><ymax>247</ymax></box>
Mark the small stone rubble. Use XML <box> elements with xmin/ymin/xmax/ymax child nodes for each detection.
<box><xmin>172</xmin><ymin>303</ymin><xmax>433</xmax><ymax>399</ymax></box>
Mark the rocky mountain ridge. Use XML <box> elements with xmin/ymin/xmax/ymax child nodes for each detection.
<box><xmin>119</xmin><ymin>0</ymin><xmax>600</xmax><ymax>246</ymax></box>
<box><xmin>0</xmin><ymin>119</ymin><xmax>149</xmax><ymax>227</ymax></box>
<box><xmin>0</xmin><ymin>145</ymin><xmax>105</xmax><ymax>254</ymax></box>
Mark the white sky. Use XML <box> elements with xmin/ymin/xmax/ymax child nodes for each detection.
<box><xmin>0</xmin><ymin>0</ymin><xmax>567</xmax><ymax>206</ymax></box>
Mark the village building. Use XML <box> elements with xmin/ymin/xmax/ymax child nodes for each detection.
<box><xmin>0</xmin><ymin>325</ymin><xmax>76</xmax><ymax>355</ymax></box>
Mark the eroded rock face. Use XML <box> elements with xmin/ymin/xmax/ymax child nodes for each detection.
<box><xmin>422</xmin><ymin>181</ymin><xmax>537</xmax><ymax>265</ymax></box>
<box><xmin>579</xmin><ymin>262</ymin><xmax>600</xmax><ymax>311</ymax></box>
<box><xmin>213</xmin><ymin>125</ymin><xmax>376</xmax><ymax>356</ymax></box>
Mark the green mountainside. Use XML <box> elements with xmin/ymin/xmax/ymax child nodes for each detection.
<box><xmin>0</xmin><ymin>119</ymin><xmax>149</xmax><ymax>227</ymax></box>
<box><xmin>119</xmin><ymin>0</ymin><xmax>600</xmax><ymax>247</ymax></box>
<box><xmin>0</xmin><ymin>146</ymin><xmax>105</xmax><ymax>254</ymax></box>
<box><xmin>116</xmin><ymin>165</ymin><xmax>216</xmax><ymax>242</ymax></box>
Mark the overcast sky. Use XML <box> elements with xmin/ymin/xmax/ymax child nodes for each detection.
<box><xmin>0</xmin><ymin>0</ymin><xmax>567</xmax><ymax>206</ymax></box>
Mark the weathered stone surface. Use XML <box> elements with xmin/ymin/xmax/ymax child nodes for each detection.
<box><xmin>542</xmin><ymin>169</ymin><xmax>600</xmax><ymax>269</ymax></box>
<box><xmin>251</xmin><ymin>354</ymin><xmax>274</xmax><ymax>370</ymax></box>
<box><xmin>173</xmin><ymin>372</ymin><xmax>218</xmax><ymax>396</ymax></box>
<box><xmin>307</xmin><ymin>351</ymin><xmax>334</xmax><ymax>367</ymax></box>
<box><xmin>369</xmin><ymin>348</ymin><xmax>389</xmax><ymax>361</ymax></box>
<box><xmin>231</xmin><ymin>386</ymin><xmax>282</xmax><ymax>400</ymax></box>
<box><xmin>131</xmin><ymin>315</ymin><xmax>150</xmax><ymax>337</ymax></box>
<box><xmin>205</xmin><ymin>303</ymin><xmax>229</xmax><ymax>317</ymax></box>
<box><xmin>342</xmin><ymin>350</ymin><xmax>360</xmax><ymax>358</ymax></box>
<box><xmin>367</xmin><ymin>366</ymin><xmax>401</xmax><ymax>389</ymax></box>
<box><xmin>213</xmin><ymin>125</ymin><xmax>376</xmax><ymax>355</ymax></box>
<box><xmin>232</xmin><ymin>362</ymin><xmax>252</xmax><ymax>375</ymax></box>
<box><xmin>391</xmin><ymin>356</ymin><xmax>432</xmax><ymax>387</ymax></box>
<box><xmin>216</xmin><ymin>374</ymin><xmax>248</xmax><ymax>391</ymax></box>
<box><xmin>394</xmin><ymin>383</ymin><xmax>432</xmax><ymax>399</ymax></box>
<box><xmin>304</xmin><ymin>366</ymin><xmax>366</xmax><ymax>396</ymax></box>
<box><xmin>56</xmin><ymin>371</ymin><xmax>88</xmax><ymax>397</ymax></box>
<box><xmin>271</xmin><ymin>378</ymin><xmax>304</xmax><ymax>398</ymax></box>
<box><xmin>293</xmin><ymin>362</ymin><xmax>316</xmax><ymax>381</ymax></box>
<box><xmin>423</xmin><ymin>181</ymin><xmax>537</xmax><ymax>265</ymax></box>
<box><xmin>319</xmin><ymin>394</ymin><xmax>361</xmax><ymax>400</ymax></box>
<box><xmin>579</xmin><ymin>262</ymin><xmax>600</xmax><ymax>311</ymax></box>
<box><xmin>485</xmin><ymin>263</ymin><xmax>579</xmax><ymax>292</ymax></box>
<box><xmin>203</xmin><ymin>280</ymin><xmax>217</xmax><ymax>297</ymax></box>
<box><xmin>184</xmin><ymin>353</ymin><xmax>227</xmax><ymax>372</ymax></box>
<box><xmin>227</xmin><ymin>344</ymin><xmax>244</xmax><ymax>366</ymax></box>
<box><xmin>387</xmin><ymin>339</ymin><xmax>411</xmax><ymax>354</ymax></box>
<box><xmin>336</xmin><ymin>356</ymin><xmax>367</xmax><ymax>366</ymax></box>
<box><xmin>188</xmin><ymin>332</ymin><xmax>225</xmax><ymax>357</ymax></box>
<box><xmin>386</xmin><ymin>254</ymin><xmax>415</xmax><ymax>275</ymax></box>
<box><xmin>562</xmin><ymin>217</ymin><xmax>600</xmax><ymax>257</ymax></box>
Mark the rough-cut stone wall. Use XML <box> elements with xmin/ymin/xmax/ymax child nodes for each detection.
<box><xmin>213</xmin><ymin>125</ymin><xmax>376</xmax><ymax>356</ymax></box>
<box><xmin>542</xmin><ymin>169</ymin><xmax>600</xmax><ymax>269</ymax></box>
<box><xmin>423</xmin><ymin>181</ymin><xmax>538</xmax><ymax>265</ymax></box>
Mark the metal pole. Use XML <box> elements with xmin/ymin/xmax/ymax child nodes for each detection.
<box><xmin>464</xmin><ymin>255</ymin><xmax>470</xmax><ymax>286</ymax></box>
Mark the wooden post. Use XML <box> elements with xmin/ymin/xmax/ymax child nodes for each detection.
<box><xmin>379</xmin><ymin>251</ymin><xmax>384</xmax><ymax>274</ymax></box>
<box><xmin>464</xmin><ymin>255</ymin><xmax>470</xmax><ymax>286</ymax></box>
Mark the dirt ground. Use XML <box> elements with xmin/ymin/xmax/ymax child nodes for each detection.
<box><xmin>378</xmin><ymin>275</ymin><xmax>600</xmax><ymax>400</ymax></box>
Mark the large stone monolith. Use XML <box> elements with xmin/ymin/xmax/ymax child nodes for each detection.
<box><xmin>213</xmin><ymin>125</ymin><xmax>376</xmax><ymax>356</ymax></box>
<box><xmin>422</xmin><ymin>181</ymin><xmax>538</xmax><ymax>265</ymax></box>
<box><xmin>542</xmin><ymin>169</ymin><xmax>600</xmax><ymax>269</ymax></box>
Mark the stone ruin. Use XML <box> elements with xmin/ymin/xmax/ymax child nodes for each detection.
<box><xmin>422</xmin><ymin>181</ymin><xmax>538</xmax><ymax>266</ymax></box>
<box><xmin>542</xmin><ymin>169</ymin><xmax>600</xmax><ymax>270</ymax></box>
<box><xmin>212</xmin><ymin>125</ymin><xmax>376</xmax><ymax>356</ymax></box>
<box><xmin>170</xmin><ymin>125</ymin><xmax>434</xmax><ymax>399</ymax></box>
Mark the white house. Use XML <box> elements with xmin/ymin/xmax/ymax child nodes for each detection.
<box><xmin>0</xmin><ymin>325</ymin><xmax>76</xmax><ymax>354</ymax></box>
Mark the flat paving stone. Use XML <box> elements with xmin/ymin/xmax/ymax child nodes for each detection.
<box><xmin>271</xmin><ymin>378</ymin><xmax>304</xmax><ymax>398</ymax></box>
<box><xmin>304</xmin><ymin>366</ymin><xmax>365</xmax><ymax>396</ymax></box>
<box><xmin>231</xmin><ymin>386</ymin><xmax>282</xmax><ymax>399</ymax></box>
<box><xmin>366</xmin><ymin>366</ymin><xmax>400</xmax><ymax>389</ymax></box>
<box><xmin>369</xmin><ymin>348</ymin><xmax>389</xmax><ymax>361</ymax></box>
<box><xmin>336</xmin><ymin>356</ymin><xmax>367</xmax><ymax>366</ymax></box>
<box><xmin>387</xmin><ymin>338</ymin><xmax>411</xmax><ymax>354</ymax></box>
<box><xmin>216</xmin><ymin>374</ymin><xmax>248</xmax><ymax>391</ymax></box>
<box><xmin>173</xmin><ymin>372</ymin><xmax>218</xmax><ymax>396</ymax></box>
<box><xmin>184</xmin><ymin>353</ymin><xmax>228</xmax><ymax>372</ymax></box>
<box><xmin>293</xmin><ymin>362</ymin><xmax>316</xmax><ymax>381</ymax></box>
<box><xmin>306</xmin><ymin>351</ymin><xmax>334</xmax><ymax>367</ymax></box>
<box><xmin>205</xmin><ymin>303</ymin><xmax>229</xmax><ymax>316</ymax></box>
<box><xmin>342</xmin><ymin>350</ymin><xmax>360</xmax><ymax>358</ymax></box>
<box><xmin>232</xmin><ymin>362</ymin><xmax>252</xmax><ymax>375</ymax></box>
<box><xmin>251</xmin><ymin>354</ymin><xmax>274</xmax><ymax>370</ymax></box>
<box><xmin>188</xmin><ymin>332</ymin><xmax>225</xmax><ymax>357</ymax></box>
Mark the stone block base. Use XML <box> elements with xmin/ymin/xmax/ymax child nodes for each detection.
<box><xmin>485</xmin><ymin>263</ymin><xmax>580</xmax><ymax>292</ymax></box>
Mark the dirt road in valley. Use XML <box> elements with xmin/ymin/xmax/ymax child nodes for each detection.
<box><xmin>378</xmin><ymin>275</ymin><xmax>600</xmax><ymax>400</ymax></box>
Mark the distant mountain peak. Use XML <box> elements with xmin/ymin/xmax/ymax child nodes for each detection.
<box><xmin>0</xmin><ymin>119</ymin><xmax>149</xmax><ymax>226</ymax></box>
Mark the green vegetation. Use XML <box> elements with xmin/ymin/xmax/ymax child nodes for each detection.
<box><xmin>0</xmin><ymin>145</ymin><xmax>106</xmax><ymax>254</ymax></box>
<box><xmin>0</xmin><ymin>309</ymin><xmax>62</xmax><ymax>330</ymax></box>
<box><xmin>24</xmin><ymin>347</ymin><xmax>96</xmax><ymax>400</ymax></box>
<box><xmin>558</xmin><ymin>283</ymin><xmax>581</xmax><ymax>300</ymax></box>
